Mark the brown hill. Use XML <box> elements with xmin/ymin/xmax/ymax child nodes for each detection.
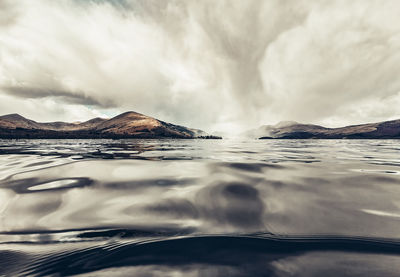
<box><xmin>246</xmin><ymin>120</ymin><xmax>400</xmax><ymax>139</ymax></box>
<box><xmin>0</xmin><ymin>113</ymin><xmax>107</xmax><ymax>131</ymax></box>
<box><xmin>0</xmin><ymin>112</ymin><xmax>219</xmax><ymax>139</ymax></box>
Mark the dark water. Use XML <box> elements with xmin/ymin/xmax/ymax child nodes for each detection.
<box><xmin>1</xmin><ymin>139</ymin><xmax>400</xmax><ymax>276</ymax></box>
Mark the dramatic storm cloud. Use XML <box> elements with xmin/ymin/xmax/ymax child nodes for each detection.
<box><xmin>1</xmin><ymin>0</ymin><xmax>400</xmax><ymax>133</ymax></box>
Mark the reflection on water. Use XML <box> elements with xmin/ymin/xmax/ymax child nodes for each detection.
<box><xmin>1</xmin><ymin>139</ymin><xmax>400</xmax><ymax>276</ymax></box>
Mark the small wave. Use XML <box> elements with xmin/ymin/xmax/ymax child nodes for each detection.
<box><xmin>3</xmin><ymin>177</ymin><xmax>93</xmax><ymax>193</ymax></box>
<box><xmin>2</xmin><ymin>234</ymin><xmax>399</xmax><ymax>277</ymax></box>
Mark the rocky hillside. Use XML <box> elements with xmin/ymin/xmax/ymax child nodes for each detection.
<box><xmin>0</xmin><ymin>112</ymin><xmax>220</xmax><ymax>139</ymax></box>
<box><xmin>245</xmin><ymin>120</ymin><xmax>400</xmax><ymax>139</ymax></box>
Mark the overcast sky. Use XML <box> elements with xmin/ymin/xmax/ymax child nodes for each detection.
<box><xmin>1</xmin><ymin>0</ymin><xmax>400</xmax><ymax>133</ymax></box>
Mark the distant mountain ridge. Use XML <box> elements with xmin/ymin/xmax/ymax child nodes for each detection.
<box><xmin>0</xmin><ymin>112</ymin><xmax>220</xmax><ymax>139</ymax></box>
<box><xmin>245</xmin><ymin>119</ymin><xmax>400</xmax><ymax>139</ymax></box>
<box><xmin>0</xmin><ymin>113</ymin><xmax>107</xmax><ymax>131</ymax></box>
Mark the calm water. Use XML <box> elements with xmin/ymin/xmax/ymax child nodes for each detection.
<box><xmin>1</xmin><ymin>139</ymin><xmax>400</xmax><ymax>276</ymax></box>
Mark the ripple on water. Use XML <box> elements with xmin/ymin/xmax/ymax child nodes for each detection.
<box><xmin>28</xmin><ymin>179</ymin><xmax>83</xmax><ymax>191</ymax></box>
<box><xmin>1</xmin><ymin>140</ymin><xmax>400</xmax><ymax>276</ymax></box>
<box><xmin>3</xmin><ymin>177</ymin><xmax>94</xmax><ymax>193</ymax></box>
<box><xmin>351</xmin><ymin>168</ymin><xmax>400</xmax><ymax>175</ymax></box>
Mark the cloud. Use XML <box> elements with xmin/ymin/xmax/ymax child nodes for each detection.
<box><xmin>0</xmin><ymin>93</ymin><xmax>108</xmax><ymax>123</ymax></box>
<box><xmin>1</xmin><ymin>0</ymin><xmax>400</xmax><ymax>133</ymax></box>
<box><xmin>259</xmin><ymin>0</ymin><xmax>400</xmax><ymax>126</ymax></box>
<box><xmin>0</xmin><ymin>0</ymin><xmax>20</xmax><ymax>27</ymax></box>
<box><xmin>2</xmin><ymin>85</ymin><xmax>111</xmax><ymax>106</ymax></box>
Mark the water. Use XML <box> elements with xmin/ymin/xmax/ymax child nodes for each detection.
<box><xmin>1</xmin><ymin>139</ymin><xmax>400</xmax><ymax>276</ymax></box>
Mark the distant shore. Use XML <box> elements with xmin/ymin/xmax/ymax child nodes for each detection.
<box><xmin>0</xmin><ymin>128</ymin><xmax>222</xmax><ymax>139</ymax></box>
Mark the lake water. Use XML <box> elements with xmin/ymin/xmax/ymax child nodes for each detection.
<box><xmin>1</xmin><ymin>139</ymin><xmax>400</xmax><ymax>276</ymax></box>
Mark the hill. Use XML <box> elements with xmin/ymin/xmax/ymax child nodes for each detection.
<box><xmin>246</xmin><ymin>120</ymin><xmax>400</xmax><ymax>139</ymax></box>
<box><xmin>0</xmin><ymin>112</ymin><xmax>220</xmax><ymax>139</ymax></box>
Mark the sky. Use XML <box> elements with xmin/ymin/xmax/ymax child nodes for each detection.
<box><xmin>1</xmin><ymin>0</ymin><xmax>400</xmax><ymax>134</ymax></box>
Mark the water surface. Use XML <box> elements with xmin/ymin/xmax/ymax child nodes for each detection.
<box><xmin>1</xmin><ymin>139</ymin><xmax>400</xmax><ymax>276</ymax></box>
